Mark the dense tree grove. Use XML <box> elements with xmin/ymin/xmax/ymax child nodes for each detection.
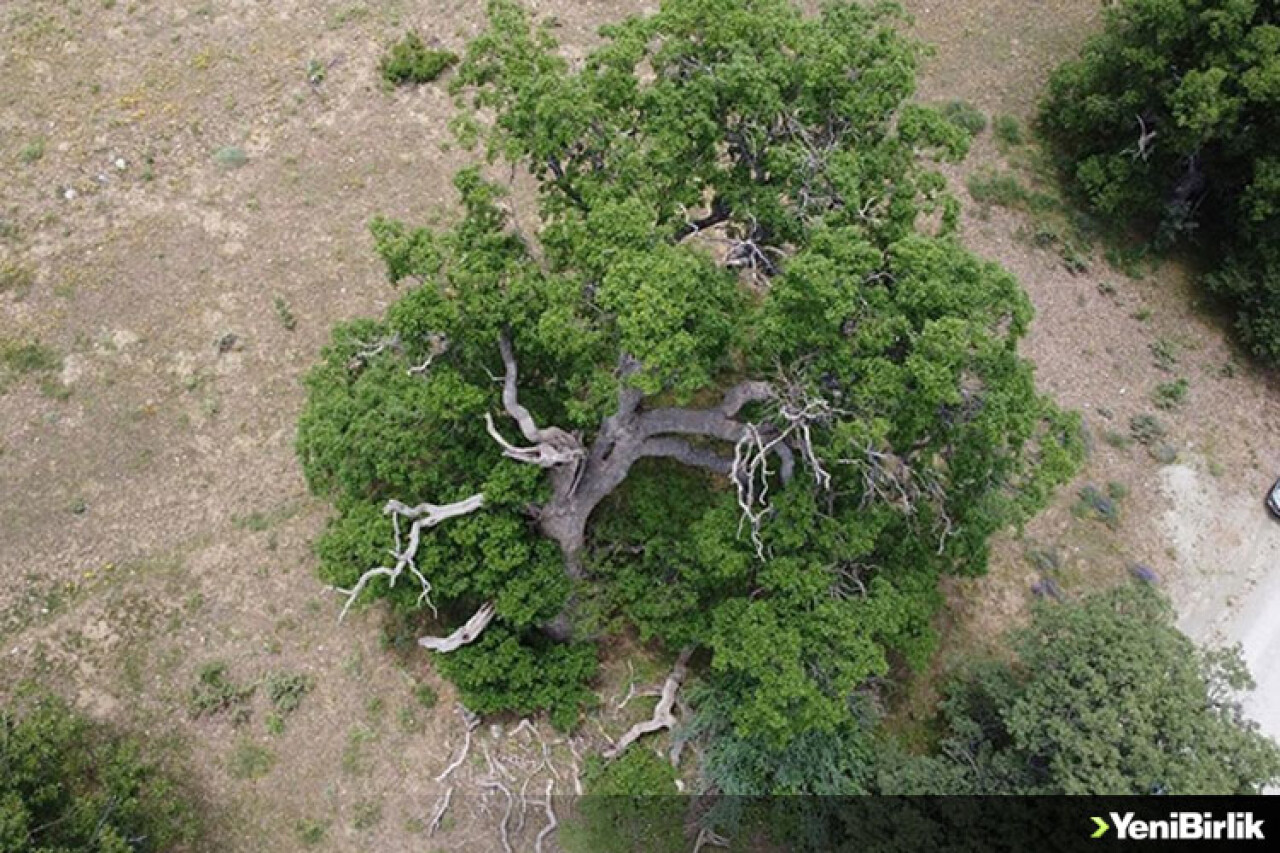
<box><xmin>881</xmin><ymin>584</ymin><xmax>1280</xmax><ymax>796</ymax></box>
<box><xmin>0</xmin><ymin>696</ymin><xmax>196</xmax><ymax>853</ymax></box>
<box><xmin>299</xmin><ymin>0</ymin><xmax>1080</xmax><ymax>749</ymax></box>
<box><xmin>1040</xmin><ymin>0</ymin><xmax>1280</xmax><ymax>360</ymax></box>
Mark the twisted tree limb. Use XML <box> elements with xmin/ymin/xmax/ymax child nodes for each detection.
<box><xmin>603</xmin><ymin>647</ymin><xmax>694</xmax><ymax>760</ymax></box>
<box><xmin>418</xmin><ymin>602</ymin><xmax>496</xmax><ymax>652</ymax></box>
<box><xmin>335</xmin><ymin>494</ymin><xmax>485</xmax><ymax>622</ymax></box>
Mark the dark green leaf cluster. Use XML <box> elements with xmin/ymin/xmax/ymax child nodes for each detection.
<box><xmin>1040</xmin><ymin>0</ymin><xmax>1280</xmax><ymax>360</ymax></box>
<box><xmin>882</xmin><ymin>584</ymin><xmax>1280</xmax><ymax>794</ymax></box>
<box><xmin>0</xmin><ymin>696</ymin><xmax>197</xmax><ymax>853</ymax></box>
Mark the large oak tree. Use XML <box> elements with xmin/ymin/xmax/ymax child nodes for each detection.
<box><xmin>298</xmin><ymin>0</ymin><xmax>1080</xmax><ymax>743</ymax></box>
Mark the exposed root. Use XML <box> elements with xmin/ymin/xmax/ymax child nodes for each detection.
<box><xmin>436</xmin><ymin>705</ymin><xmax>481</xmax><ymax>783</ymax></box>
<box><xmin>418</xmin><ymin>601</ymin><xmax>496</xmax><ymax>653</ymax></box>
<box><xmin>694</xmin><ymin>827</ymin><xmax>730</xmax><ymax>853</ymax></box>
<box><xmin>335</xmin><ymin>494</ymin><xmax>485</xmax><ymax>622</ymax></box>
<box><xmin>479</xmin><ymin>779</ymin><xmax>514</xmax><ymax>853</ymax></box>
<box><xmin>428</xmin><ymin>787</ymin><xmax>453</xmax><ymax>836</ymax></box>
<box><xmin>534</xmin><ymin>779</ymin><xmax>558</xmax><ymax>853</ymax></box>
<box><xmin>603</xmin><ymin>648</ymin><xmax>693</xmax><ymax>760</ymax></box>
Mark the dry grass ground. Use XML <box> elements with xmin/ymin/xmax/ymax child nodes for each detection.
<box><xmin>2</xmin><ymin>1</ymin><xmax>1277</xmax><ymax>850</ymax></box>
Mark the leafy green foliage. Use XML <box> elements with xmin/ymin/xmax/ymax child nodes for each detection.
<box><xmin>379</xmin><ymin>33</ymin><xmax>458</xmax><ymax>85</ymax></box>
<box><xmin>0</xmin><ymin>696</ymin><xmax>197</xmax><ymax>853</ymax></box>
<box><xmin>299</xmin><ymin>0</ymin><xmax>1079</xmax><ymax>743</ymax></box>
<box><xmin>561</xmin><ymin>750</ymin><xmax>685</xmax><ymax>853</ymax></box>
<box><xmin>265</xmin><ymin>671</ymin><xmax>313</xmax><ymax>717</ymax></box>
<box><xmin>433</xmin><ymin>625</ymin><xmax>597</xmax><ymax>730</ymax></box>
<box><xmin>881</xmin><ymin>585</ymin><xmax>1280</xmax><ymax>794</ymax></box>
<box><xmin>1040</xmin><ymin>0</ymin><xmax>1280</xmax><ymax>361</ymax></box>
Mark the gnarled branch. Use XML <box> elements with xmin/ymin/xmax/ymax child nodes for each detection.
<box><xmin>419</xmin><ymin>601</ymin><xmax>497</xmax><ymax>652</ymax></box>
<box><xmin>334</xmin><ymin>494</ymin><xmax>485</xmax><ymax>622</ymax></box>
<box><xmin>603</xmin><ymin>647</ymin><xmax>693</xmax><ymax>761</ymax></box>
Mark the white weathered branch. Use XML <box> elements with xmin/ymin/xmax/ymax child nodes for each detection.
<box><xmin>419</xmin><ymin>601</ymin><xmax>496</xmax><ymax>653</ymax></box>
<box><xmin>603</xmin><ymin>648</ymin><xmax>694</xmax><ymax>760</ymax></box>
<box><xmin>534</xmin><ymin>779</ymin><xmax>557</xmax><ymax>853</ymax></box>
<box><xmin>436</xmin><ymin>705</ymin><xmax>482</xmax><ymax>783</ymax></box>
<box><xmin>334</xmin><ymin>494</ymin><xmax>485</xmax><ymax>622</ymax></box>
<box><xmin>428</xmin><ymin>787</ymin><xmax>453</xmax><ymax>836</ymax></box>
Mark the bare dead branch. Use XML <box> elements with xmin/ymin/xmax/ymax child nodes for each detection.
<box><xmin>335</xmin><ymin>494</ymin><xmax>485</xmax><ymax>622</ymax></box>
<box><xmin>479</xmin><ymin>779</ymin><xmax>515</xmax><ymax>853</ymax></box>
<box><xmin>436</xmin><ymin>705</ymin><xmax>482</xmax><ymax>783</ymax></box>
<box><xmin>603</xmin><ymin>648</ymin><xmax>694</xmax><ymax>760</ymax></box>
<box><xmin>418</xmin><ymin>601</ymin><xmax>496</xmax><ymax>652</ymax></box>
<box><xmin>428</xmin><ymin>787</ymin><xmax>453</xmax><ymax>836</ymax></box>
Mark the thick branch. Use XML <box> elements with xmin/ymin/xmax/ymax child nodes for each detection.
<box><xmin>603</xmin><ymin>647</ymin><xmax>693</xmax><ymax>760</ymax></box>
<box><xmin>489</xmin><ymin>334</ymin><xmax>584</xmax><ymax>469</ymax></box>
<box><xmin>637</xmin><ymin>437</ymin><xmax>733</xmax><ymax>476</ymax></box>
<box><xmin>419</xmin><ymin>602</ymin><xmax>496</xmax><ymax>652</ymax></box>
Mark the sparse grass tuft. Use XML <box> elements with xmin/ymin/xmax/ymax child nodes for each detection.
<box><xmin>273</xmin><ymin>295</ymin><xmax>297</xmax><ymax>331</ymax></box>
<box><xmin>296</xmin><ymin>818</ymin><xmax>329</xmax><ymax>847</ymax></box>
<box><xmin>993</xmin><ymin>114</ymin><xmax>1024</xmax><ymax>147</ymax></box>
<box><xmin>1</xmin><ymin>263</ymin><xmax>35</xmax><ymax>297</ymax></box>
<box><xmin>413</xmin><ymin>683</ymin><xmax>438</xmax><ymax>710</ymax></box>
<box><xmin>1152</xmin><ymin>377</ymin><xmax>1189</xmax><ymax>410</ymax></box>
<box><xmin>1</xmin><ymin>339</ymin><xmax>61</xmax><ymax>374</ymax></box>
<box><xmin>379</xmin><ymin>33</ymin><xmax>457</xmax><ymax>86</ymax></box>
<box><xmin>352</xmin><ymin>799</ymin><xmax>383</xmax><ymax>831</ymax></box>
<box><xmin>228</xmin><ymin>740</ymin><xmax>275</xmax><ymax>779</ymax></box>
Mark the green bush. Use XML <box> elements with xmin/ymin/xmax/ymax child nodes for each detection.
<box><xmin>379</xmin><ymin>33</ymin><xmax>458</xmax><ymax>85</ymax></box>
<box><xmin>0</xmin><ymin>695</ymin><xmax>198</xmax><ymax>852</ymax></box>
<box><xmin>941</xmin><ymin>100</ymin><xmax>987</xmax><ymax>136</ymax></box>
<box><xmin>1039</xmin><ymin>0</ymin><xmax>1280</xmax><ymax>362</ymax></box>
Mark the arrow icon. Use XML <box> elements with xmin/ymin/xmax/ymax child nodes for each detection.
<box><xmin>1091</xmin><ymin>816</ymin><xmax>1110</xmax><ymax>839</ymax></box>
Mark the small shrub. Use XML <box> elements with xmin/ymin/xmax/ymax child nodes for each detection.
<box><xmin>18</xmin><ymin>138</ymin><xmax>45</xmax><ymax>164</ymax></box>
<box><xmin>1</xmin><ymin>339</ymin><xmax>61</xmax><ymax>374</ymax></box>
<box><xmin>1074</xmin><ymin>484</ymin><xmax>1120</xmax><ymax>529</ymax></box>
<box><xmin>1152</xmin><ymin>442</ymin><xmax>1179</xmax><ymax>464</ymax></box>
<box><xmin>296</xmin><ymin>818</ymin><xmax>329</xmax><ymax>846</ymax></box>
<box><xmin>213</xmin><ymin>146</ymin><xmax>247</xmax><ymax>168</ymax></box>
<box><xmin>1129</xmin><ymin>413</ymin><xmax>1166</xmax><ymax>445</ymax></box>
<box><xmin>1103</xmin><ymin>430</ymin><xmax>1132</xmax><ymax>449</ymax></box>
<box><xmin>1106</xmin><ymin>481</ymin><xmax>1129</xmax><ymax>501</ymax></box>
<box><xmin>413</xmin><ymin>682</ymin><xmax>438</xmax><ymax>709</ymax></box>
<box><xmin>189</xmin><ymin>661</ymin><xmax>255</xmax><ymax>719</ymax></box>
<box><xmin>993</xmin><ymin>114</ymin><xmax>1024</xmax><ymax>147</ymax></box>
<box><xmin>1152</xmin><ymin>378</ymin><xmax>1189</xmax><ymax>410</ymax></box>
<box><xmin>379</xmin><ymin>33</ymin><xmax>457</xmax><ymax>85</ymax></box>
<box><xmin>1149</xmin><ymin>338</ymin><xmax>1179</xmax><ymax>371</ymax></box>
<box><xmin>941</xmin><ymin>100</ymin><xmax>987</xmax><ymax>136</ymax></box>
<box><xmin>266</xmin><ymin>671</ymin><xmax>313</xmax><ymax>716</ymax></box>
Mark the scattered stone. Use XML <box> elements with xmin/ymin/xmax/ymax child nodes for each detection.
<box><xmin>1129</xmin><ymin>564</ymin><xmax>1159</xmax><ymax>584</ymax></box>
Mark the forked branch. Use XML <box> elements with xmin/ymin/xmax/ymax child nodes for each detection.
<box><xmin>603</xmin><ymin>647</ymin><xmax>694</xmax><ymax>761</ymax></box>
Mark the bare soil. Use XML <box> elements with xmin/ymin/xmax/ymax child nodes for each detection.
<box><xmin>2</xmin><ymin>1</ymin><xmax>1276</xmax><ymax>850</ymax></box>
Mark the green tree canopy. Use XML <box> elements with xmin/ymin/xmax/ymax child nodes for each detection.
<box><xmin>1040</xmin><ymin>0</ymin><xmax>1280</xmax><ymax>360</ymax></box>
<box><xmin>298</xmin><ymin>0</ymin><xmax>1079</xmax><ymax>744</ymax></box>
<box><xmin>0</xmin><ymin>696</ymin><xmax>196</xmax><ymax>853</ymax></box>
<box><xmin>880</xmin><ymin>584</ymin><xmax>1280</xmax><ymax>795</ymax></box>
